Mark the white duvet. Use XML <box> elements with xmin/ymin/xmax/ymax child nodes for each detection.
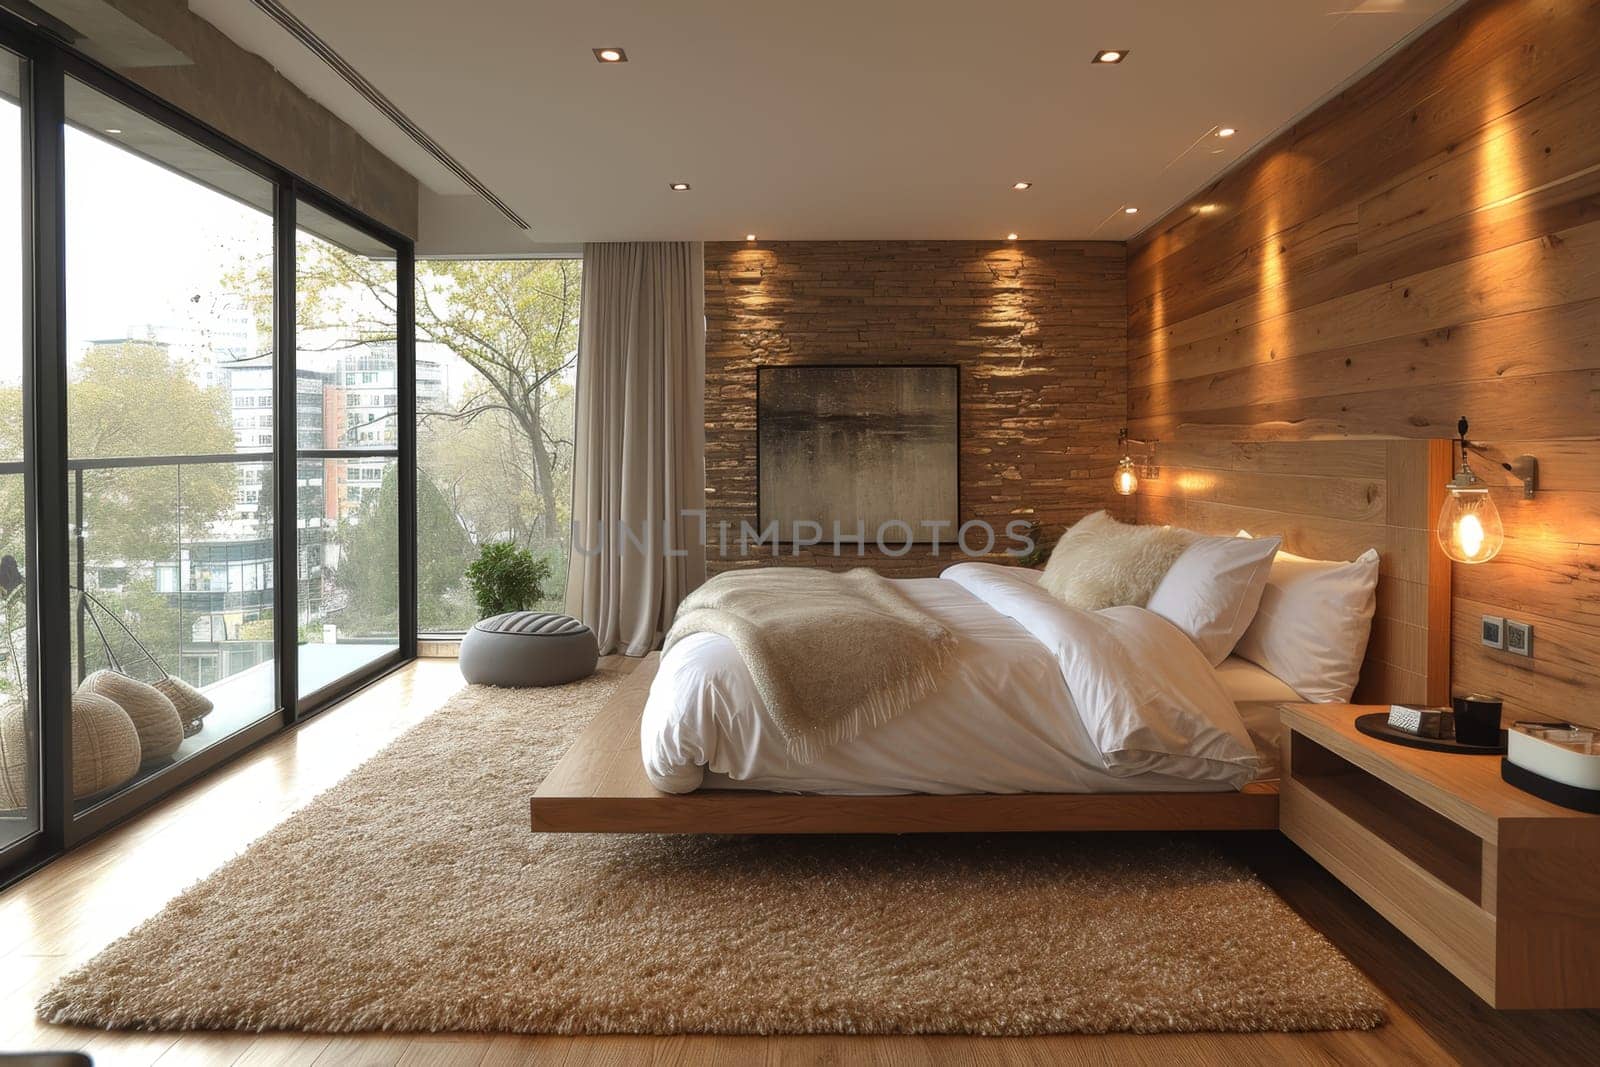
<box><xmin>641</xmin><ymin>562</ymin><xmax>1262</xmax><ymax>795</ymax></box>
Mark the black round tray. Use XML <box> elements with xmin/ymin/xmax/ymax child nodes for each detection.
<box><xmin>1354</xmin><ymin>712</ymin><xmax>1506</xmax><ymax>755</ymax></box>
<box><xmin>1502</xmin><ymin>759</ymin><xmax>1600</xmax><ymax>814</ymax></box>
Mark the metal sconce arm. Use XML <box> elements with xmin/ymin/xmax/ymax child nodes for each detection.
<box><xmin>1462</xmin><ymin>439</ymin><xmax>1539</xmax><ymax>499</ymax></box>
<box><xmin>1125</xmin><ymin>435</ymin><xmax>1160</xmax><ymax>479</ymax></box>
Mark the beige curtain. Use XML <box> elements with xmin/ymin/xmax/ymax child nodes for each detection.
<box><xmin>565</xmin><ymin>242</ymin><xmax>707</xmax><ymax>656</ymax></box>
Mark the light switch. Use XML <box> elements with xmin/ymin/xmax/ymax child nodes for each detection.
<box><xmin>1506</xmin><ymin>619</ymin><xmax>1534</xmax><ymax>657</ymax></box>
<box><xmin>1481</xmin><ymin>615</ymin><xmax>1505</xmax><ymax>649</ymax></box>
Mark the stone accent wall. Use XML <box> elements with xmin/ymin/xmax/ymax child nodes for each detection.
<box><xmin>704</xmin><ymin>240</ymin><xmax>1128</xmax><ymax>576</ymax></box>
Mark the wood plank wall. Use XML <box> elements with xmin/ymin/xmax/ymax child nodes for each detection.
<box><xmin>1127</xmin><ymin>0</ymin><xmax>1600</xmax><ymax>727</ymax></box>
<box><xmin>1138</xmin><ymin>440</ymin><xmax>1452</xmax><ymax>707</ymax></box>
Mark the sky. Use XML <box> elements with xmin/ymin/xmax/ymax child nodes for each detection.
<box><xmin>63</xmin><ymin>127</ymin><xmax>272</xmax><ymax>365</ymax></box>
<box><xmin>0</xmin><ymin>91</ymin><xmax>466</xmax><ymax>394</ymax></box>
<box><xmin>2</xmin><ymin>90</ymin><xmax>18</xmax><ymax>395</ymax></box>
<box><xmin>0</xmin><ymin>83</ymin><xmax>568</xmax><ymax>440</ymax></box>
<box><xmin>1</xmin><ymin>90</ymin><xmax>272</xmax><ymax>388</ymax></box>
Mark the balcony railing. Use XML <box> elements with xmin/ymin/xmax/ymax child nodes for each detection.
<box><xmin>66</xmin><ymin>452</ymin><xmax>280</xmax><ymax>692</ymax></box>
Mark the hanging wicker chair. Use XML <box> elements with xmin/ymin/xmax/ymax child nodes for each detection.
<box><xmin>72</xmin><ymin>583</ymin><xmax>215</xmax><ymax>738</ymax></box>
<box><xmin>0</xmin><ymin>555</ymin><xmax>216</xmax><ymax>742</ymax></box>
<box><xmin>1</xmin><ymin>560</ymin><xmax>149</xmax><ymax>803</ymax></box>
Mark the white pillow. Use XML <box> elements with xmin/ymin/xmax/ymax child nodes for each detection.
<box><xmin>1038</xmin><ymin>511</ymin><xmax>1194</xmax><ymax>611</ymax></box>
<box><xmin>1231</xmin><ymin>533</ymin><xmax>1380</xmax><ymax>703</ymax></box>
<box><xmin>1146</xmin><ymin>534</ymin><xmax>1281</xmax><ymax>667</ymax></box>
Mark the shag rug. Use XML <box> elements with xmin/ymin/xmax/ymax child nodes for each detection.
<box><xmin>38</xmin><ymin>665</ymin><xmax>1386</xmax><ymax>1036</ymax></box>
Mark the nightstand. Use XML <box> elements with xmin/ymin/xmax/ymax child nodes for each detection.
<box><xmin>1280</xmin><ymin>703</ymin><xmax>1600</xmax><ymax>1009</ymax></box>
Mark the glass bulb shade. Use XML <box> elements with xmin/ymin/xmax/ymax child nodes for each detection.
<box><xmin>1114</xmin><ymin>457</ymin><xmax>1139</xmax><ymax>496</ymax></box>
<box><xmin>1436</xmin><ymin>487</ymin><xmax>1503</xmax><ymax>564</ymax></box>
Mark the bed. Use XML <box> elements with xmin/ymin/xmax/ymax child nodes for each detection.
<box><xmin>531</xmin><ymin>439</ymin><xmax>1452</xmax><ymax>835</ymax></box>
<box><xmin>643</xmin><ymin>564</ymin><xmax>1293</xmax><ymax>796</ymax></box>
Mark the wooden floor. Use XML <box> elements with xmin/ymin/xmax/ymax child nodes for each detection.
<box><xmin>3</xmin><ymin>657</ymin><xmax>1597</xmax><ymax>1066</ymax></box>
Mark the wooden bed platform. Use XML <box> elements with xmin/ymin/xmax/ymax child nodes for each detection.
<box><xmin>531</xmin><ymin>439</ymin><xmax>1452</xmax><ymax>837</ymax></box>
<box><xmin>530</xmin><ymin>655</ymin><xmax>1280</xmax><ymax>834</ymax></box>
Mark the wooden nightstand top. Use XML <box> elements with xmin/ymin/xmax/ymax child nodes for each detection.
<box><xmin>1280</xmin><ymin>703</ymin><xmax>1595</xmax><ymax>843</ymax></box>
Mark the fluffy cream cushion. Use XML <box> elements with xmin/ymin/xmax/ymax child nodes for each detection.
<box><xmin>82</xmin><ymin>670</ymin><xmax>184</xmax><ymax>763</ymax></box>
<box><xmin>1038</xmin><ymin>511</ymin><xmax>1195</xmax><ymax>611</ymax></box>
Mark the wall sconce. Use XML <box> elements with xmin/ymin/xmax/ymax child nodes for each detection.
<box><xmin>1114</xmin><ymin>454</ymin><xmax>1138</xmax><ymax>496</ymax></box>
<box><xmin>1113</xmin><ymin>429</ymin><xmax>1158</xmax><ymax>496</ymax></box>
<box><xmin>1435</xmin><ymin>416</ymin><xmax>1538</xmax><ymax>565</ymax></box>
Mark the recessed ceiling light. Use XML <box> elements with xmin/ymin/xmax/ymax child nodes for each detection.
<box><xmin>1123</xmin><ymin>207</ymin><xmax>1139</xmax><ymax>215</ymax></box>
<box><xmin>669</xmin><ymin>182</ymin><xmax>691</xmax><ymax>191</ymax></box>
<box><xmin>1217</xmin><ymin>126</ymin><xmax>1237</xmax><ymax>138</ymax></box>
<box><xmin>1012</xmin><ymin>181</ymin><xmax>1032</xmax><ymax>191</ymax></box>
<box><xmin>1092</xmin><ymin>49</ymin><xmax>1128</xmax><ymax>64</ymax></box>
<box><xmin>593</xmin><ymin>47</ymin><xmax>627</xmax><ymax>63</ymax></box>
<box><xmin>105</xmin><ymin>128</ymin><xmax>122</xmax><ymax>134</ymax></box>
<box><xmin>746</xmin><ymin>234</ymin><xmax>757</xmax><ymax>242</ymax></box>
<box><xmin>1006</xmin><ymin>233</ymin><xmax>1019</xmax><ymax>241</ymax></box>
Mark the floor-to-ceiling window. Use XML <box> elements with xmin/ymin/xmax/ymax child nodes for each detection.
<box><xmin>0</xmin><ymin>47</ymin><xmax>34</xmax><ymax>857</ymax></box>
<box><xmin>415</xmin><ymin>258</ymin><xmax>582</xmax><ymax>634</ymax></box>
<box><xmin>0</xmin><ymin>8</ymin><xmax>418</xmax><ymax>884</ymax></box>
<box><xmin>61</xmin><ymin>78</ymin><xmax>278</xmax><ymax>812</ymax></box>
<box><xmin>294</xmin><ymin>201</ymin><xmax>403</xmax><ymax>698</ymax></box>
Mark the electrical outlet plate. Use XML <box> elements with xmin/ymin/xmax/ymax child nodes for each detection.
<box><xmin>1481</xmin><ymin>615</ymin><xmax>1505</xmax><ymax>649</ymax></box>
<box><xmin>1506</xmin><ymin>619</ymin><xmax>1534</xmax><ymax>657</ymax></box>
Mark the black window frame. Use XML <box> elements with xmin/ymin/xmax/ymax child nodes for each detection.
<box><xmin>0</xmin><ymin>8</ymin><xmax>419</xmax><ymax>886</ymax></box>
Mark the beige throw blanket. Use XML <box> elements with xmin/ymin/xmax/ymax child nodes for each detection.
<box><xmin>663</xmin><ymin>568</ymin><xmax>956</xmax><ymax>765</ymax></box>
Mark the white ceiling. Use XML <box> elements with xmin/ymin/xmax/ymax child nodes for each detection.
<box><xmin>191</xmin><ymin>0</ymin><xmax>1460</xmax><ymax>246</ymax></box>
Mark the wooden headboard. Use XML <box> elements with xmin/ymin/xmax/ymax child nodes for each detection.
<box><xmin>1136</xmin><ymin>439</ymin><xmax>1453</xmax><ymax>707</ymax></box>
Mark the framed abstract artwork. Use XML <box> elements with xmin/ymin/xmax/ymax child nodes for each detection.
<box><xmin>756</xmin><ymin>364</ymin><xmax>959</xmax><ymax>543</ymax></box>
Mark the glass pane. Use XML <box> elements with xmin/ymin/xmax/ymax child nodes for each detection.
<box><xmin>64</xmin><ymin>81</ymin><xmax>274</xmax><ymax>460</ymax></box>
<box><xmin>1</xmin><ymin>49</ymin><xmax>35</xmax><ymax>853</ymax></box>
<box><xmin>69</xmin><ymin>462</ymin><xmax>276</xmax><ymax>754</ymax></box>
<box><xmin>295</xmin><ymin>201</ymin><xmax>399</xmax><ymax>452</ymax></box>
<box><xmin>294</xmin><ymin>198</ymin><xmax>400</xmax><ymax>698</ymax></box>
<box><xmin>415</xmin><ymin>259</ymin><xmax>581</xmax><ymax>633</ymax></box>
<box><xmin>0</xmin><ymin>471</ymin><xmax>28</xmax><ymax>849</ymax></box>
<box><xmin>64</xmin><ymin>78</ymin><xmax>277</xmax><ymax>812</ymax></box>
<box><xmin>297</xmin><ymin>457</ymin><xmax>398</xmax><ymax>697</ymax></box>
<box><xmin>0</xmin><ymin>53</ymin><xmax>20</xmax><ymax>461</ymax></box>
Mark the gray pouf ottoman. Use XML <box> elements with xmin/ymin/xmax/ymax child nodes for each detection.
<box><xmin>459</xmin><ymin>611</ymin><xmax>599</xmax><ymax>687</ymax></box>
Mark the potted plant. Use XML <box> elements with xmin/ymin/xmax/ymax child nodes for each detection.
<box><xmin>464</xmin><ymin>541</ymin><xmax>551</xmax><ymax>619</ymax></box>
<box><xmin>464</xmin><ymin>543</ymin><xmax>556</xmax><ymax>617</ymax></box>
